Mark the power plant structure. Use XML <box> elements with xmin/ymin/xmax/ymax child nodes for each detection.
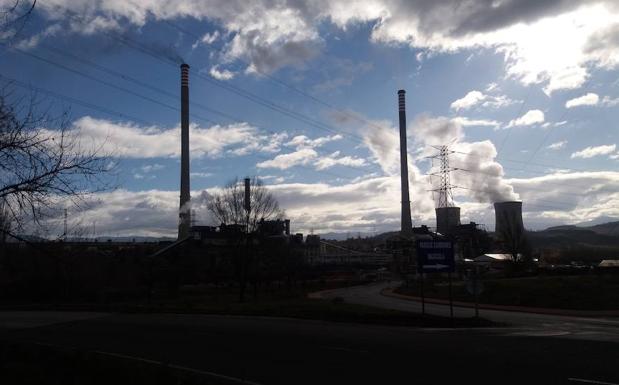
<box><xmin>436</xmin><ymin>206</ymin><xmax>461</xmax><ymax>236</ymax></box>
<box><xmin>178</xmin><ymin>63</ymin><xmax>191</xmax><ymax>240</ymax></box>
<box><xmin>398</xmin><ymin>90</ymin><xmax>413</xmax><ymax>237</ymax></box>
<box><xmin>494</xmin><ymin>201</ymin><xmax>525</xmax><ymax>241</ymax></box>
<box><xmin>429</xmin><ymin>145</ymin><xmax>461</xmax><ymax>236</ymax></box>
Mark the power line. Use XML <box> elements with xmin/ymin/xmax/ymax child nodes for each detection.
<box><xmin>0</xmin><ymin>74</ymin><xmax>150</xmax><ymax>125</ymax></box>
<box><xmin>522</xmin><ymin>67</ymin><xmax>601</xmax><ymax>169</ymax></box>
<box><xmin>5</xmin><ymin>44</ymin><xmax>219</xmax><ymax>127</ymax></box>
<box><xmin>454</xmin><ymin>164</ymin><xmax>604</xmax><ymax>197</ymax></box>
<box><xmin>56</xmin><ymin>9</ymin><xmax>372</xmax><ymax>147</ymax></box>
<box><xmin>452</xmin><ymin>150</ymin><xmax>610</xmax><ymax>174</ymax></box>
<box><xmin>3</xmin><ymin>73</ymin><xmax>365</xmax><ymax>184</ymax></box>
<box><xmin>162</xmin><ymin>19</ymin><xmax>394</xmax><ymax>138</ymax></box>
<box><xmin>452</xmin><ymin>186</ymin><xmax>583</xmax><ymax>211</ymax></box>
<box><xmin>496</xmin><ymin>87</ymin><xmax>533</xmax><ymax>154</ymax></box>
<box><xmin>20</xmin><ymin>8</ymin><xmax>610</xmax><ymax>216</ymax></box>
<box><xmin>38</xmin><ymin>43</ymin><xmax>370</xmax><ymax>176</ymax></box>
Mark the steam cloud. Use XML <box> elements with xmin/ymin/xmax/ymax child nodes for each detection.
<box><xmin>410</xmin><ymin>115</ymin><xmax>519</xmax><ymax>204</ymax></box>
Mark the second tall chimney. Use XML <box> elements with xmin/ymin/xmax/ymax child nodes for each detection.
<box><xmin>398</xmin><ymin>90</ymin><xmax>413</xmax><ymax>236</ymax></box>
<box><xmin>178</xmin><ymin>63</ymin><xmax>191</xmax><ymax>239</ymax></box>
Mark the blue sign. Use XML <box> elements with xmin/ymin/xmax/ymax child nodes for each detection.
<box><xmin>416</xmin><ymin>240</ymin><xmax>455</xmax><ymax>273</ymax></box>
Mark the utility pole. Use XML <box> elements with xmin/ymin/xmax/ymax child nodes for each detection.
<box><xmin>63</xmin><ymin>208</ymin><xmax>68</xmax><ymax>240</ymax></box>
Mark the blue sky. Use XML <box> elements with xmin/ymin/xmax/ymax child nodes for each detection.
<box><xmin>1</xmin><ymin>0</ymin><xmax>618</xmax><ymax>237</ymax></box>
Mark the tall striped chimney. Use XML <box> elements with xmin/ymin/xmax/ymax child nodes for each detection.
<box><xmin>398</xmin><ymin>90</ymin><xmax>412</xmax><ymax>236</ymax></box>
<box><xmin>178</xmin><ymin>63</ymin><xmax>191</xmax><ymax>239</ymax></box>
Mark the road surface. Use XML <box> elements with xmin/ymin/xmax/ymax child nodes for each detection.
<box><xmin>316</xmin><ymin>281</ymin><xmax>619</xmax><ymax>343</ymax></box>
<box><xmin>1</xmin><ymin>307</ymin><xmax>618</xmax><ymax>384</ymax></box>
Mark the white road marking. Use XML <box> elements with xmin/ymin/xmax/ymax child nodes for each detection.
<box><xmin>568</xmin><ymin>378</ymin><xmax>619</xmax><ymax>385</ymax></box>
<box><xmin>92</xmin><ymin>350</ymin><xmax>265</xmax><ymax>385</ymax></box>
<box><xmin>29</xmin><ymin>342</ymin><xmax>263</xmax><ymax>385</ymax></box>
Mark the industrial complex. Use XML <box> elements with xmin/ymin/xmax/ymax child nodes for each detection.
<box><xmin>162</xmin><ymin>63</ymin><xmax>528</xmax><ymax>275</ymax></box>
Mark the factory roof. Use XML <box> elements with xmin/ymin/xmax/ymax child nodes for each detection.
<box><xmin>474</xmin><ymin>253</ymin><xmax>517</xmax><ymax>262</ymax></box>
<box><xmin>599</xmin><ymin>260</ymin><xmax>619</xmax><ymax>267</ymax></box>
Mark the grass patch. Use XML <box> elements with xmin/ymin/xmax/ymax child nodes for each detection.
<box><xmin>1</xmin><ymin>280</ymin><xmax>496</xmax><ymax>327</ymax></box>
<box><xmin>397</xmin><ymin>274</ymin><xmax>619</xmax><ymax>310</ymax></box>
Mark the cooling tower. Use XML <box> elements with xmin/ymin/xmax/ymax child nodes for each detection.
<box><xmin>178</xmin><ymin>63</ymin><xmax>191</xmax><ymax>239</ymax></box>
<box><xmin>398</xmin><ymin>90</ymin><xmax>413</xmax><ymax>236</ymax></box>
<box><xmin>494</xmin><ymin>201</ymin><xmax>524</xmax><ymax>240</ymax></box>
<box><xmin>436</xmin><ymin>206</ymin><xmax>461</xmax><ymax>236</ymax></box>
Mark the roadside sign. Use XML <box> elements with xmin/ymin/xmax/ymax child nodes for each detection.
<box><xmin>416</xmin><ymin>240</ymin><xmax>455</xmax><ymax>273</ymax></box>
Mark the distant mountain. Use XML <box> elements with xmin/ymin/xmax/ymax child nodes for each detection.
<box><xmin>573</xmin><ymin>216</ymin><xmax>619</xmax><ymax>228</ymax></box>
<box><xmin>532</xmin><ymin>220</ymin><xmax>619</xmax><ymax>248</ymax></box>
<box><xmin>545</xmin><ymin>220</ymin><xmax>619</xmax><ymax>237</ymax></box>
<box><xmin>318</xmin><ymin>232</ymin><xmax>374</xmax><ymax>241</ymax></box>
<box><xmin>87</xmin><ymin>236</ymin><xmax>175</xmax><ymax>243</ymax></box>
<box><xmin>586</xmin><ymin>221</ymin><xmax>619</xmax><ymax>236</ymax></box>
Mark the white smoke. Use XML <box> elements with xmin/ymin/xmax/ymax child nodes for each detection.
<box><xmin>410</xmin><ymin>115</ymin><xmax>519</xmax><ymax>204</ymax></box>
<box><xmin>328</xmin><ymin>110</ymin><xmax>436</xmax><ymax>221</ymax></box>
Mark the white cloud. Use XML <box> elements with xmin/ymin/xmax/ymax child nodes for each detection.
<box><xmin>192</xmin><ymin>30</ymin><xmax>220</xmax><ymax>49</ymax></box>
<box><xmin>565</xmin><ymin>92</ymin><xmax>600</xmax><ymax>108</ymax></box>
<box><xmin>485</xmin><ymin>83</ymin><xmax>499</xmax><ymax>92</ymax></box>
<box><xmin>209</xmin><ymin>65</ymin><xmax>235</xmax><ymax>80</ymax></box>
<box><xmin>450</xmin><ymin>90</ymin><xmax>514</xmax><ymax>111</ymax></box>
<box><xmin>367</xmin><ymin>2</ymin><xmax>619</xmax><ymax>93</ymax></box>
<box><xmin>64</xmin><ymin>116</ymin><xmax>276</xmax><ymax>159</ymax></box>
<box><xmin>507</xmin><ymin>171</ymin><xmax>619</xmax><ymax>227</ymax></box>
<box><xmin>571</xmin><ymin>144</ymin><xmax>617</xmax><ymax>159</ymax></box>
<box><xmin>228</xmin><ymin>131</ymin><xmax>288</xmax><ymax>156</ymax></box>
<box><xmin>360</xmin><ymin>120</ymin><xmax>400</xmax><ymax>174</ymax></box>
<box><xmin>286</xmin><ymin>134</ymin><xmax>342</xmax><ymax>149</ymax></box>
<box><xmin>450</xmin><ymin>90</ymin><xmax>485</xmax><ymax>111</ymax></box>
<box><xmin>547</xmin><ymin>140</ymin><xmax>567</xmax><ymax>150</ymax></box>
<box><xmin>190</xmin><ymin>172</ymin><xmax>213</xmax><ymax>178</ymax></box>
<box><xmin>27</xmin><ymin>1</ymin><xmax>619</xmax><ymax>87</ymax></box>
<box><xmin>601</xmin><ymin>95</ymin><xmax>619</xmax><ymax>107</ymax></box>
<box><xmin>46</xmin><ymin>169</ymin><xmax>619</xmax><ymax>236</ymax></box>
<box><xmin>256</xmin><ymin>148</ymin><xmax>318</xmax><ymax>169</ymax></box>
<box><xmin>506</xmin><ymin>109</ymin><xmax>545</xmax><ymax>128</ymax></box>
<box><xmin>141</xmin><ymin>164</ymin><xmax>164</xmax><ymax>173</ymax></box>
<box><xmin>452</xmin><ymin>117</ymin><xmax>501</xmax><ymax>128</ymax></box>
<box><xmin>256</xmin><ymin>144</ymin><xmax>366</xmax><ymax>171</ymax></box>
<box><xmin>314</xmin><ymin>151</ymin><xmax>366</xmax><ymax>170</ymax></box>
<box><xmin>410</xmin><ymin>114</ymin><xmax>464</xmax><ymax>145</ymax></box>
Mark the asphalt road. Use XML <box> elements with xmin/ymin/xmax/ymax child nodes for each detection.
<box><xmin>1</xmin><ymin>308</ymin><xmax>618</xmax><ymax>385</ymax></box>
<box><xmin>318</xmin><ymin>281</ymin><xmax>619</xmax><ymax>342</ymax></box>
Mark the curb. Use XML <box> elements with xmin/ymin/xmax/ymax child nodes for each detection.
<box><xmin>381</xmin><ymin>288</ymin><xmax>619</xmax><ymax>317</ymax></box>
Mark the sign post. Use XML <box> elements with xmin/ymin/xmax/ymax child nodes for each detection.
<box><xmin>466</xmin><ymin>266</ymin><xmax>484</xmax><ymax>319</ymax></box>
<box><xmin>420</xmin><ymin>272</ymin><xmax>425</xmax><ymax>316</ymax></box>
<box><xmin>448</xmin><ymin>271</ymin><xmax>453</xmax><ymax>324</ymax></box>
<box><xmin>416</xmin><ymin>240</ymin><xmax>455</xmax><ymax>322</ymax></box>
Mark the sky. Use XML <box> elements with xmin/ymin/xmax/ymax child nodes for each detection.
<box><xmin>1</xmin><ymin>0</ymin><xmax>618</xmax><ymax>237</ymax></box>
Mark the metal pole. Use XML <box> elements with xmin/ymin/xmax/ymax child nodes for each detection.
<box><xmin>420</xmin><ymin>271</ymin><xmax>425</xmax><ymax>316</ymax></box>
<box><xmin>448</xmin><ymin>271</ymin><xmax>454</xmax><ymax>323</ymax></box>
<box><xmin>474</xmin><ymin>266</ymin><xmax>480</xmax><ymax>319</ymax></box>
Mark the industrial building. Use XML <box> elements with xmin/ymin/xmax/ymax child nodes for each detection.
<box><xmin>169</xmin><ymin>64</ymin><xmax>527</xmax><ymax>274</ymax></box>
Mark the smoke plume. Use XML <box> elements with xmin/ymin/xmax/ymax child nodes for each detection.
<box><xmin>410</xmin><ymin>115</ymin><xmax>519</xmax><ymax>203</ymax></box>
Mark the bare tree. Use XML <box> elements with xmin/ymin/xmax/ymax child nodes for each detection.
<box><xmin>0</xmin><ymin>86</ymin><xmax>112</xmax><ymax>237</ymax></box>
<box><xmin>496</xmin><ymin>218</ymin><xmax>532</xmax><ymax>270</ymax></box>
<box><xmin>206</xmin><ymin>177</ymin><xmax>284</xmax><ymax>302</ymax></box>
<box><xmin>1</xmin><ymin>0</ymin><xmax>36</xmax><ymax>41</ymax></box>
<box><xmin>206</xmin><ymin>176</ymin><xmax>284</xmax><ymax>231</ymax></box>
